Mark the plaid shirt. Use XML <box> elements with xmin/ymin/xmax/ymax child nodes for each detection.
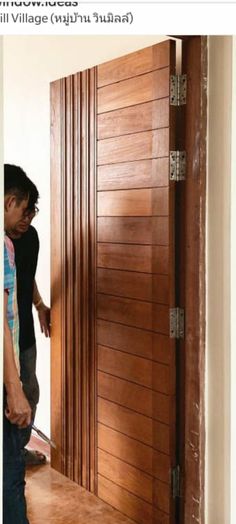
<box><xmin>4</xmin><ymin>233</ymin><xmax>20</xmax><ymax>374</ymax></box>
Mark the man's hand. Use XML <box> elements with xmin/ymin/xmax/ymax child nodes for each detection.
<box><xmin>37</xmin><ymin>304</ymin><xmax>51</xmax><ymax>338</ymax></box>
<box><xmin>5</xmin><ymin>382</ymin><xmax>32</xmax><ymax>428</ymax></box>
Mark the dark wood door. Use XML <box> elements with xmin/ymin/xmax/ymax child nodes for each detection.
<box><xmin>51</xmin><ymin>39</ymin><xmax>178</xmax><ymax>524</ymax></box>
<box><xmin>96</xmin><ymin>40</ymin><xmax>177</xmax><ymax>524</ymax></box>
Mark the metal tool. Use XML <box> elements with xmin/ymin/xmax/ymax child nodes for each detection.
<box><xmin>32</xmin><ymin>424</ymin><xmax>57</xmax><ymax>449</ymax></box>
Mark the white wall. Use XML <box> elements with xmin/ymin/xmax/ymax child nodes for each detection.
<box><xmin>3</xmin><ymin>35</ymin><xmax>168</xmax><ymax>436</ymax></box>
<box><xmin>206</xmin><ymin>36</ymin><xmax>233</xmax><ymax>524</ymax></box>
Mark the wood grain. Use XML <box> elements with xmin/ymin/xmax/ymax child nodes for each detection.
<box><xmin>50</xmin><ymin>69</ymin><xmax>97</xmax><ymax>490</ymax></box>
<box><xmin>97</xmin><ymin>268</ymin><xmax>169</xmax><ymax>304</ymax></box>
<box><xmin>97</xmin><ymin>158</ymin><xmax>169</xmax><ymax>191</ymax></box>
<box><xmin>98</xmin><ymin>449</ymin><xmax>170</xmax><ymax>513</ymax></box>
<box><xmin>50</xmin><ymin>78</ymin><xmax>65</xmax><ymax>474</ymax></box>
<box><xmin>98</xmin><ymin>423</ymin><xmax>171</xmax><ymax>482</ymax></box>
<box><xmin>98</xmin><ymin>346</ymin><xmax>171</xmax><ymax>394</ymax></box>
<box><xmin>97</xmin><ymin>40</ymin><xmax>170</xmax><ymax>87</ymax></box>
<box><xmin>98</xmin><ymin>422</ymin><xmax>153</xmax><ymax>475</ymax></box>
<box><xmin>97</xmin><ymin>319</ymin><xmax>172</xmax><ymax>365</ymax></box>
<box><xmin>51</xmin><ymin>38</ymin><xmax>178</xmax><ymax>523</ymax></box>
<box><xmin>97</xmin><ymin>243</ymin><xmax>169</xmax><ymax>275</ymax></box>
<box><xmin>153</xmin><ymin>478</ymin><xmax>170</xmax><ymax>514</ymax></box>
<box><xmin>98</xmin><ymin>69</ymin><xmax>169</xmax><ymax>114</ymax></box>
<box><xmin>97</xmin><ymin>217</ymin><xmax>169</xmax><ymax>245</ymax></box>
<box><xmin>98</xmin><ymin>98</ymin><xmax>169</xmax><ymax>139</ymax></box>
<box><xmin>96</xmin><ymin>40</ymin><xmax>175</xmax><ymax>522</ymax></box>
<box><xmin>97</xmin><ymin>188</ymin><xmax>169</xmax><ymax>217</ymax></box>
<box><xmin>98</xmin><ymin>371</ymin><xmax>171</xmax><ymax>424</ymax></box>
<box><xmin>98</xmin><ymin>474</ymin><xmax>153</xmax><ymax>524</ymax></box>
<box><xmin>182</xmin><ymin>36</ymin><xmax>207</xmax><ymax>524</ymax></box>
<box><xmin>97</xmin><ymin>294</ymin><xmax>169</xmax><ymax>334</ymax></box>
<box><xmin>98</xmin><ymin>449</ymin><xmax>153</xmax><ymax>504</ymax></box>
<box><xmin>97</xmin><ymin>129</ymin><xmax>169</xmax><ymax>165</ymax></box>
<box><xmin>98</xmin><ymin>397</ymin><xmax>170</xmax><ymax>454</ymax></box>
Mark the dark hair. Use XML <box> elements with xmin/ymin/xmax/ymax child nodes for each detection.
<box><xmin>4</xmin><ymin>164</ymin><xmax>39</xmax><ymax>210</ymax></box>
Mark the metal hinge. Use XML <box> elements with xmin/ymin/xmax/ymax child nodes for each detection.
<box><xmin>172</xmin><ymin>465</ymin><xmax>181</xmax><ymax>498</ymax></box>
<box><xmin>170</xmin><ymin>74</ymin><xmax>187</xmax><ymax>106</ymax></box>
<box><xmin>170</xmin><ymin>151</ymin><xmax>186</xmax><ymax>181</ymax></box>
<box><xmin>170</xmin><ymin>308</ymin><xmax>184</xmax><ymax>339</ymax></box>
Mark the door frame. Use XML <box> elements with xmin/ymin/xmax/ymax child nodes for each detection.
<box><xmin>50</xmin><ymin>35</ymin><xmax>207</xmax><ymax>524</ymax></box>
<box><xmin>177</xmin><ymin>35</ymin><xmax>207</xmax><ymax>524</ymax></box>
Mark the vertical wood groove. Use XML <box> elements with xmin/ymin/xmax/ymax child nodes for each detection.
<box><xmin>51</xmin><ymin>69</ymin><xmax>96</xmax><ymax>489</ymax></box>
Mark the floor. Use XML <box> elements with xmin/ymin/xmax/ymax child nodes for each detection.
<box><xmin>26</xmin><ymin>437</ymin><xmax>133</xmax><ymax>524</ymax></box>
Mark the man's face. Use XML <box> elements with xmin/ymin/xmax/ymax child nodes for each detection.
<box><xmin>4</xmin><ymin>195</ymin><xmax>29</xmax><ymax>231</ymax></box>
<box><xmin>12</xmin><ymin>208</ymin><xmax>36</xmax><ymax>235</ymax></box>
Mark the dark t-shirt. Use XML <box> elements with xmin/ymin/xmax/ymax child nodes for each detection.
<box><xmin>11</xmin><ymin>226</ymin><xmax>39</xmax><ymax>352</ymax></box>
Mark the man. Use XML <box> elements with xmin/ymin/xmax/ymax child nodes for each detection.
<box><xmin>7</xmin><ymin>180</ymin><xmax>50</xmax><ymax>465</ymax></box>
<box><xmin>4</xmin><ymin>163</ymin><xmax>38</xmax><ymax>523</ymax></box>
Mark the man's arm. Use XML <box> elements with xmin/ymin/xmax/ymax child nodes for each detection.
<box><xmin>4</xmin><ymin>291</ymin><xmax>31</xmax><ymax>428</ymax></box>
<box><xmin>33</xmin><ymin>280</ymin><xmax>50</xmax><ymax>337</ymax></box>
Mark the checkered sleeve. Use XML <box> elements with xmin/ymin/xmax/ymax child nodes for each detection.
<box><xmin>4</xmin><ymin>242</ymin><xmax>12</xmax><ymax>293</ymax></box>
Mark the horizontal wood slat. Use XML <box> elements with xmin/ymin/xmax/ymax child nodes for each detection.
<box><xmin>97</xmin><ymin>158</ymin><xmax>169</xmax><ymax>191</ymax></box>
<box><xmin>97</xmin><ymin>320</ymin><xmax>171</xmax><ymax>365</ymax></box>
<box><xmin>98</xmin><ymin>474</ymin><xmax>153</xmax><ymax>524</ymax></box>
<box><xmin>98</xmin><ymin>99</ymin><xmax>169</xmax><ymax>140</ymax></box>
<box><xmin>97</xmin><ymin>129</ymin><xmax>169</xmax><ymax>165</ymax></box>
<box><xmin>98</xmin><ymin>449</ymin><xmax>152</xmax><ymax>504</ymax></box>
<box><xmin>98</xmin><ymin>371</ymin><xmax>171</xmax><ymax>424</ymax></box>
<box><xmin>97</xmin><ymin>243</ymin><xmax>169</xmax><ymax>274</ymax></box>
<box><xmin>98</xmin><ymin>475</ymin><xmax>170</xmax><ymax>524</ymax></box>
<box><xmin>98</xmin><ymin>69</ymin><xmax>169</xmax><ymax>114</ymax></box>
<box><xmin>97</xmin><ymin>41</ymin><xmax>175</xmax><ymax>523</ymax></box>
<box><xmin>97</xmin><ymin>188</ymin><xmax>169</xmax><ymax>217</ymax></box>
<box><xmin>97</xmin><ymin>40</ymin><xmax>170</xmax><ymax>87</ymax></box>
<box><xmin>98</xmin><ymin>398</ymin><xmax>170</xmax><ymax>454</ymax></box>
<box><xmin>98</xmin><ymin>423</ymin><xmax>171</xmax><ymax>483</ymax></box>
<box><xmin>97</xmin><ymin>268</ymin><xmax>169</xmax><ymax>304</ymax></box>
<box><xmin>97</xmin><ymin>295</ymin><xmax>169</xmax><ymax>335</ymax></box>
<box><xmin>98</xmin><ymin>449</ymin><xmax>170</xmax><ymax>512</ymax></box>
<box><xmin>98</xmin><ymin>345</ymin><xmax>172</xmax><ymax>394</ymax></box>
<box><xmin>97</xmin><ymin>217</ymin><xmax>169</xmax><ymax>245</ymax></box>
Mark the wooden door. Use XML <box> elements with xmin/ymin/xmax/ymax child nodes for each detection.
<box><xmin>96</xmin><ymin>40</ymin><xmax>176</xmax><ymax>524</ymax></box>
<box><xmin>51</xmin><ymin>39</ymin><xmax>178</xmax><ymax>524</ymax></box>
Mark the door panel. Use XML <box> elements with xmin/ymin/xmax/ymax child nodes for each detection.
<box><xmin>97</xmin><ymin>294</ymin><xmax>169</xmax><ymax>333</ymax></box>
<box><xmin>97</xmin><ymin>128</ymin><xmax>169</xmax><ymax>165</ymax></box>
<box><xmin>51</xmin><ymin>38</ymin><xmax>177</xmax><ymax>524</ymax></box>
<box><xmin>98</xmin><ymin>371</ymin><xmax>171</xmax><ymax>424</ymax></box>
<box><xmin>97</xmin><ymin>268</ymin><xmax>169</xmax><ymax>303</ymax></box>
<box><xmin>97</xmin><ymin>243</ymin><xmax>169</xmax><ymax>274</ymax></box>
<box><xmin>97</xmin><ymin>158</ymin><xmax>169</xmax><ymax>191</ymax></box>
<box><xmin>98</xmin><ymin>397</ymin><xmax>170</xmax><ymax>452</ymax></box>
<box><xmin>98</xmin><ymin>68</ymin><xmax>170</xmax><ymax>113</ymax></box>
<box><xmin>97</xmin><ymin>40</ymin><xmax>170</xmax><ymax>87</ymax></box>
<box><xmin>97</xmin><ymin>187</ymin><xmax>169</xmax><ymax>216</ymax></box>
<box><xmin>97</xmin><ymin>217</ymin><xmax>169</xmax><ymax>244</ymax></box>
<box><xmin>97</xmin><ymin>319</ymin><xmax>171</xmax><ymax>364</ymax></box>
<box><xmin>96</xmin><ymin>39</ymin><xmax>176</xmax><ymax>524</ymax></box>
<box><xmin>98</xmin><ymin>99</ymin><xmax>169</xmax><ymax>139</ymax></box>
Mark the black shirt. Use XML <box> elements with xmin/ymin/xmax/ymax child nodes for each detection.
<box><xmin>11</xmin><ymin>226</ymin><xmax>39</xmax><ymax>352</ymax></box>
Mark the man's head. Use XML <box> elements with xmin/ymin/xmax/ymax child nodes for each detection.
<box><xmin>4</xmin><ymin>164</ymin><xmax>39</xmax><ymax>235</ymax></box>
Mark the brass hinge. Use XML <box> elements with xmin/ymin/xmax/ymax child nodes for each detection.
<box><xmin>170</xmin><ymin>74</ymin><xmax>187</xmax><ymax>106</ymax></box>
<box><xmin>170</xmin><ymin>308</ymin><xmax>184</xmax><ymax>339</ymax></box>
<box><xmin>170</xmin><ymin>151</ymin><xmax>186</xmax><ymax>181</ymax></box>
<box><xmin>172</xmin><ymin>465</ymin><xmax>181</xmax><ymax>498</ymax></box>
